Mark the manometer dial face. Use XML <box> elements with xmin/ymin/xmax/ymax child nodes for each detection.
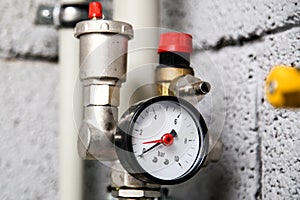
<box><xmin>115</xmin><ymin>96</ymin><xmax>208</xmax><ymax>185</ymax></box>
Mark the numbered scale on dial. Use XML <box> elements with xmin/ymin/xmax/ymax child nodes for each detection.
<box><xmin>115</xmin><ymin>96</ymin><xmax>208</xmax><ymax>185</ymax></box>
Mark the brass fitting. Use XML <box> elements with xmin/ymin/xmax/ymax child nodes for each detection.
<box><xmin>155</xmin><ymin>67</ymin><xmax>194</xmax><ymax>96</ymax></box>
<box><xmin>155</xmin><ymin>32</ymin><xmax>221</xmax><ymax>168</ymax></box>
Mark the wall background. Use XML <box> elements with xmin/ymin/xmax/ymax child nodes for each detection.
<box><xmin>0</xmin><ymin>0</ymin><xmax>299</xmax><ymax>200</ymax></box>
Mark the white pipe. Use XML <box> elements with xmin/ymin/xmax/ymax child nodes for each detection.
<box><xmin>58</xmin><ymin>27</ymin><xmax>83</xmax><ymax>200</ymax></box>
<box><xmin>58</xmin><ymin>1</ymin><xmax>159</xmax><ymax>199</ymax></box>
<box><xmin>113</xmin><ymin>0</ymin><xmax>159</xmax><ymax>28</ymax></box>
<box><xmin>113</xmin><ymin>0</ymin><xmax>160</xmax><ymax>114</ymax></box>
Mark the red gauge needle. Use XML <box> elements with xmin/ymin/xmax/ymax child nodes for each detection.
<box><xmin>143</xmin><ymin>133</ymin><xmax>174</xmax><ymax>146</ymax></box>
<box><xmin>138</xmin><ymin>130</ymin><xmax>178</xmax><ymax>157</ymax></box>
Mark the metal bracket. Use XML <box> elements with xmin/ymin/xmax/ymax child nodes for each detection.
<box><xmin>35</xmin><ymin>3</ymin><xmax>89</xmax><ymax>28</ymax></box>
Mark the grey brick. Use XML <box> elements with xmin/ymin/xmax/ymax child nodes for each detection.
<box><xmin>0</xmin><ymin>0</ymin><xmax>112</xmax><ymax>60</ymax></box>
<box><xmin>168</xmin><ymin>27</ymin><xmax>300</xmax><ymax>200</ymax></box>
<box><xmin>161</xmin><ymin>0</ymin><xmax>300</xmax><ymax>49</ymax></box>
<box><xmin>256</xmin><ymin>28</ymin><xmax>300</xmax><ymax>200</ymax></box>
<box><xmin>0</xmin><ymin>0</ymin><xmax>299</xmax><ymax>199</ymax></box>
<box><xmin>0</xmin><ymin>59</ymin><xmax>59</xmax><ymax>200</ymax></box>
<box><xmin>0</xmin><ymin>0</ymin><xmax>59</xmax><ymax>59</ymax></box>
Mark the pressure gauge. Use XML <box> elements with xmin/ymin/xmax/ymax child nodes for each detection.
<box><xmin>115</xmin><ymin>96</ymin><xmax>208</xmax><ymax>185</ymax></box>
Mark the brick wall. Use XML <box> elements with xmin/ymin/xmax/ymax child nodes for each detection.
<box><xmin>0</xmin><ymin>0</ymin><xmax>299</xmax><ymax>199</ymax></box>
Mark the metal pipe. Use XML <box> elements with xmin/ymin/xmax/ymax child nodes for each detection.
<box><xmin>74</xmin><ymin>3</ymin><xmax>133</xmax><ymax>161</ymax></box>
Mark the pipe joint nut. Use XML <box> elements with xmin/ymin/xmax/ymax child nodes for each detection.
<box><xmin>111</xmin><ymin>188</ymin><xmax>161</xmax><ymax>199</ymax></box>
<box><xmin>84</xmin><ymin>84</ymin><xmax>120</xmax><ymax>107</ymax></box>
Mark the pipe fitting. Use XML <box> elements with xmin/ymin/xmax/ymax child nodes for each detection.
<box><xmin>111</xmin><ymin>162</ymin><xmax>146</xmax><ymax>188</ymax></box>
<box><xmin>111</xmin><ymin>162</ymin><xmax>161</xmax><ymax>199</ymax></box>
<box><xmin>154</xmin><ymin>32</ymin><xmax>221</xmax><ymax>171</ymax></box>
<box><xmin>111</xmin><ymin>189</ymin><xmax>160</xmax><ymax>199</ymax></box>
<box><xmin>169</xmin><ymin>74</ymin><xmax>211</xmax><ymax>104</ymax></box>
<box><xmin>75</xmin><ymin>20</ymin><xmax>133</xmax><ymax>83</ymax></box>
<box><xmin>78</xmin><ymin>106</ymin><xmax>118</xmax><ymax>160</ymax></box>
<box><xmin>203</xmin><ymin>137</ymin><xmax>223</xmax><ymax>167</ymax></box>
<box><xmin>75</xmin><ymin>4</ymin><xmax>133</xmax><ymax>160</ymax></box>
<box><xmin>76</xmin><ymin>32</ymin><xmax>131</xmax><ymax>83</ymax></box>
<box><xmin>83</xmin><ymin>85</ymin><xmax>120</xmax><ymax>107</ymax></box>
<box><xmin>155</xmin><ymin>67</ymin><xmax>194</xmax><ymax>96</ymax></box>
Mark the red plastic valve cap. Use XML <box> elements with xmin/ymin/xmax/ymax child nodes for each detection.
<box><xmin>88</xmin><ymin>2</ymin><xmax>102</xmax><ymax>19</ymax></box>
<box><xmin>158</xmin><ymin>32</ymin><xmax>193</xmax><ymax>53</ymax></box>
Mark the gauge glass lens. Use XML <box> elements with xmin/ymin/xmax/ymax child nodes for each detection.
<box><xmin>131</xmin><ymin>101</ymin><xmax>201</xmax><ymax>180</ymax></box>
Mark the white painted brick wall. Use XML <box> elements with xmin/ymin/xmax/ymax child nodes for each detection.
<box><xmin>0</xmin><ymin>0</ymin><xmax>299</xmax><ymax>199</ymax></box>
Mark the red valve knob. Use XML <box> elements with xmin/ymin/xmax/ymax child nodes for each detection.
<box><xmin>158</xmin><ymin>32</ymin><xmax>193</xmax><ymax>53</ymax></box>
<box><xmin>88</xmin><ymin>2</ymin><xmax>102</xmax><ymax>19</ymax></box>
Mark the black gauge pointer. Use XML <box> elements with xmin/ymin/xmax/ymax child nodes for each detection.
<box><xmin>170</xmin><ymin>129</ymin><xmax>178</xmax><ymax>137</ymax></box>
<box><xmin>138</xmin><ymin>143</ymin><xmax>161</xmax><ymax>157</ymax></box>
